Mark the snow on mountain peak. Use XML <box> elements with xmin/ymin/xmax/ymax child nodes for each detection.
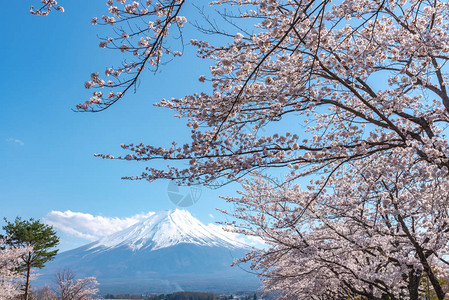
<box><xmin>88</xmin><ymin>209</ymin><xmax>248</xmax><ymax>251</ymax></box>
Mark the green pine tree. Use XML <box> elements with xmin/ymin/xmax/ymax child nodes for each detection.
<box><xmin>2</xmin><ymin>217</ymin><xmax>59</xmax><ymax>300</ymax></box>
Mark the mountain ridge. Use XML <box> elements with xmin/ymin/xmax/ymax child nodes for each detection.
<box><xmin>87</xmin><ymin>209</ymin><xmax>248</xmax><ymax>252</ymax></box>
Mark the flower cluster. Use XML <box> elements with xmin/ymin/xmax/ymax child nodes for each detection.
<box><xmin>30</xmin><ymin>0</ymin><xmax>64</xmax><ymax>16</ymax></box>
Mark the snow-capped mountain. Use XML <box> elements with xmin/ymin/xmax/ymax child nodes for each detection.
<box><xmin>89</xmin><ymin>209</ymin><xmax>247</xmax><ymax>251</ymax></box>
<box><xmin>37</xmin><ymin>210</ymin><xmax>260</xmax><ymax>294</ymax></box>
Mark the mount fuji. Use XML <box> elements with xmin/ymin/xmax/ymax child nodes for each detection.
<box><xmin>37</xmin><ymin>210</ymin><xmax>260</xmax><ymax>294</ymax></box>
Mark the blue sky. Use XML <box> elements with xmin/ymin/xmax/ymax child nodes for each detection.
<box><xmin>0</xmin><ymin>1</ymin><xmax>247</xmax><ymax>251</ymax></box>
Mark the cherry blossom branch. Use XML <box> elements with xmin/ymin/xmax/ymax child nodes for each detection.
<box><xmin>30</xmin><ymin>0</ymin><xmax>64</xmax><ymax>16</ymax></box>
<box><xmin>77</xmin><ymin>0</ymin><xmax>187</xmax><ymax>112</ymax></box>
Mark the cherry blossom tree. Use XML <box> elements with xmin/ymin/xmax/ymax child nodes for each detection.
<box><xmin>29</xmin><ymin>0</ymin><xmax>449</xmax><ymax>299</ymax></box>
<box><xmin>222</xmin><ymin>153</ymin><xmax>449</xmax><ymax>299</ymax></box>
<box><xmin>54</xmin><ymin>269</ymin><xmax>99</xmax><ymax>300</ymax></box>
<box><xmin>33</xmin><ymin>285</ymin><xmax>56</xmax><ymax>300</ymax></box>
<box><xmin>0</xmin><ymin>238</ymin><xmax>31</xmax><ymax>300</ymax></box>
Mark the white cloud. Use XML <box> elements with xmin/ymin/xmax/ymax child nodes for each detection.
<box><xmin>6</xmin><ymin>138</ymin><xmax>24</xmax><ymax>146</ymax></box>
<box><xmin>209</xmin><ymin>214</ymin><xmax>214</xmax><ymax>219</ymax></box>
<box><xmin>43</xmin><ymin>210</ymin><xmax>155</xmax><ymax>241</ymax></box>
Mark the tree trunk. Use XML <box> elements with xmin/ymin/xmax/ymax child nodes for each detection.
<box><xmin>397</xmin><ymin>213</ymin><xmax>446</xmax><ymax>300</ymax></box>
<box><xmin>408</xmin><ymin>270</ymin><xmax>421</xmax><ymax>300</ymax></box>
<box><xmin>24</xmin><ymin>255</ymin><xmax>31</xmax><ymax>300</ymax></box>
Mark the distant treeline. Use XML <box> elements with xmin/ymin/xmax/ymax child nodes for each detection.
<box><xmin>104</xmin><ymin>291</ymin><xmax>257</xmax><ymax>300</ymax></box>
